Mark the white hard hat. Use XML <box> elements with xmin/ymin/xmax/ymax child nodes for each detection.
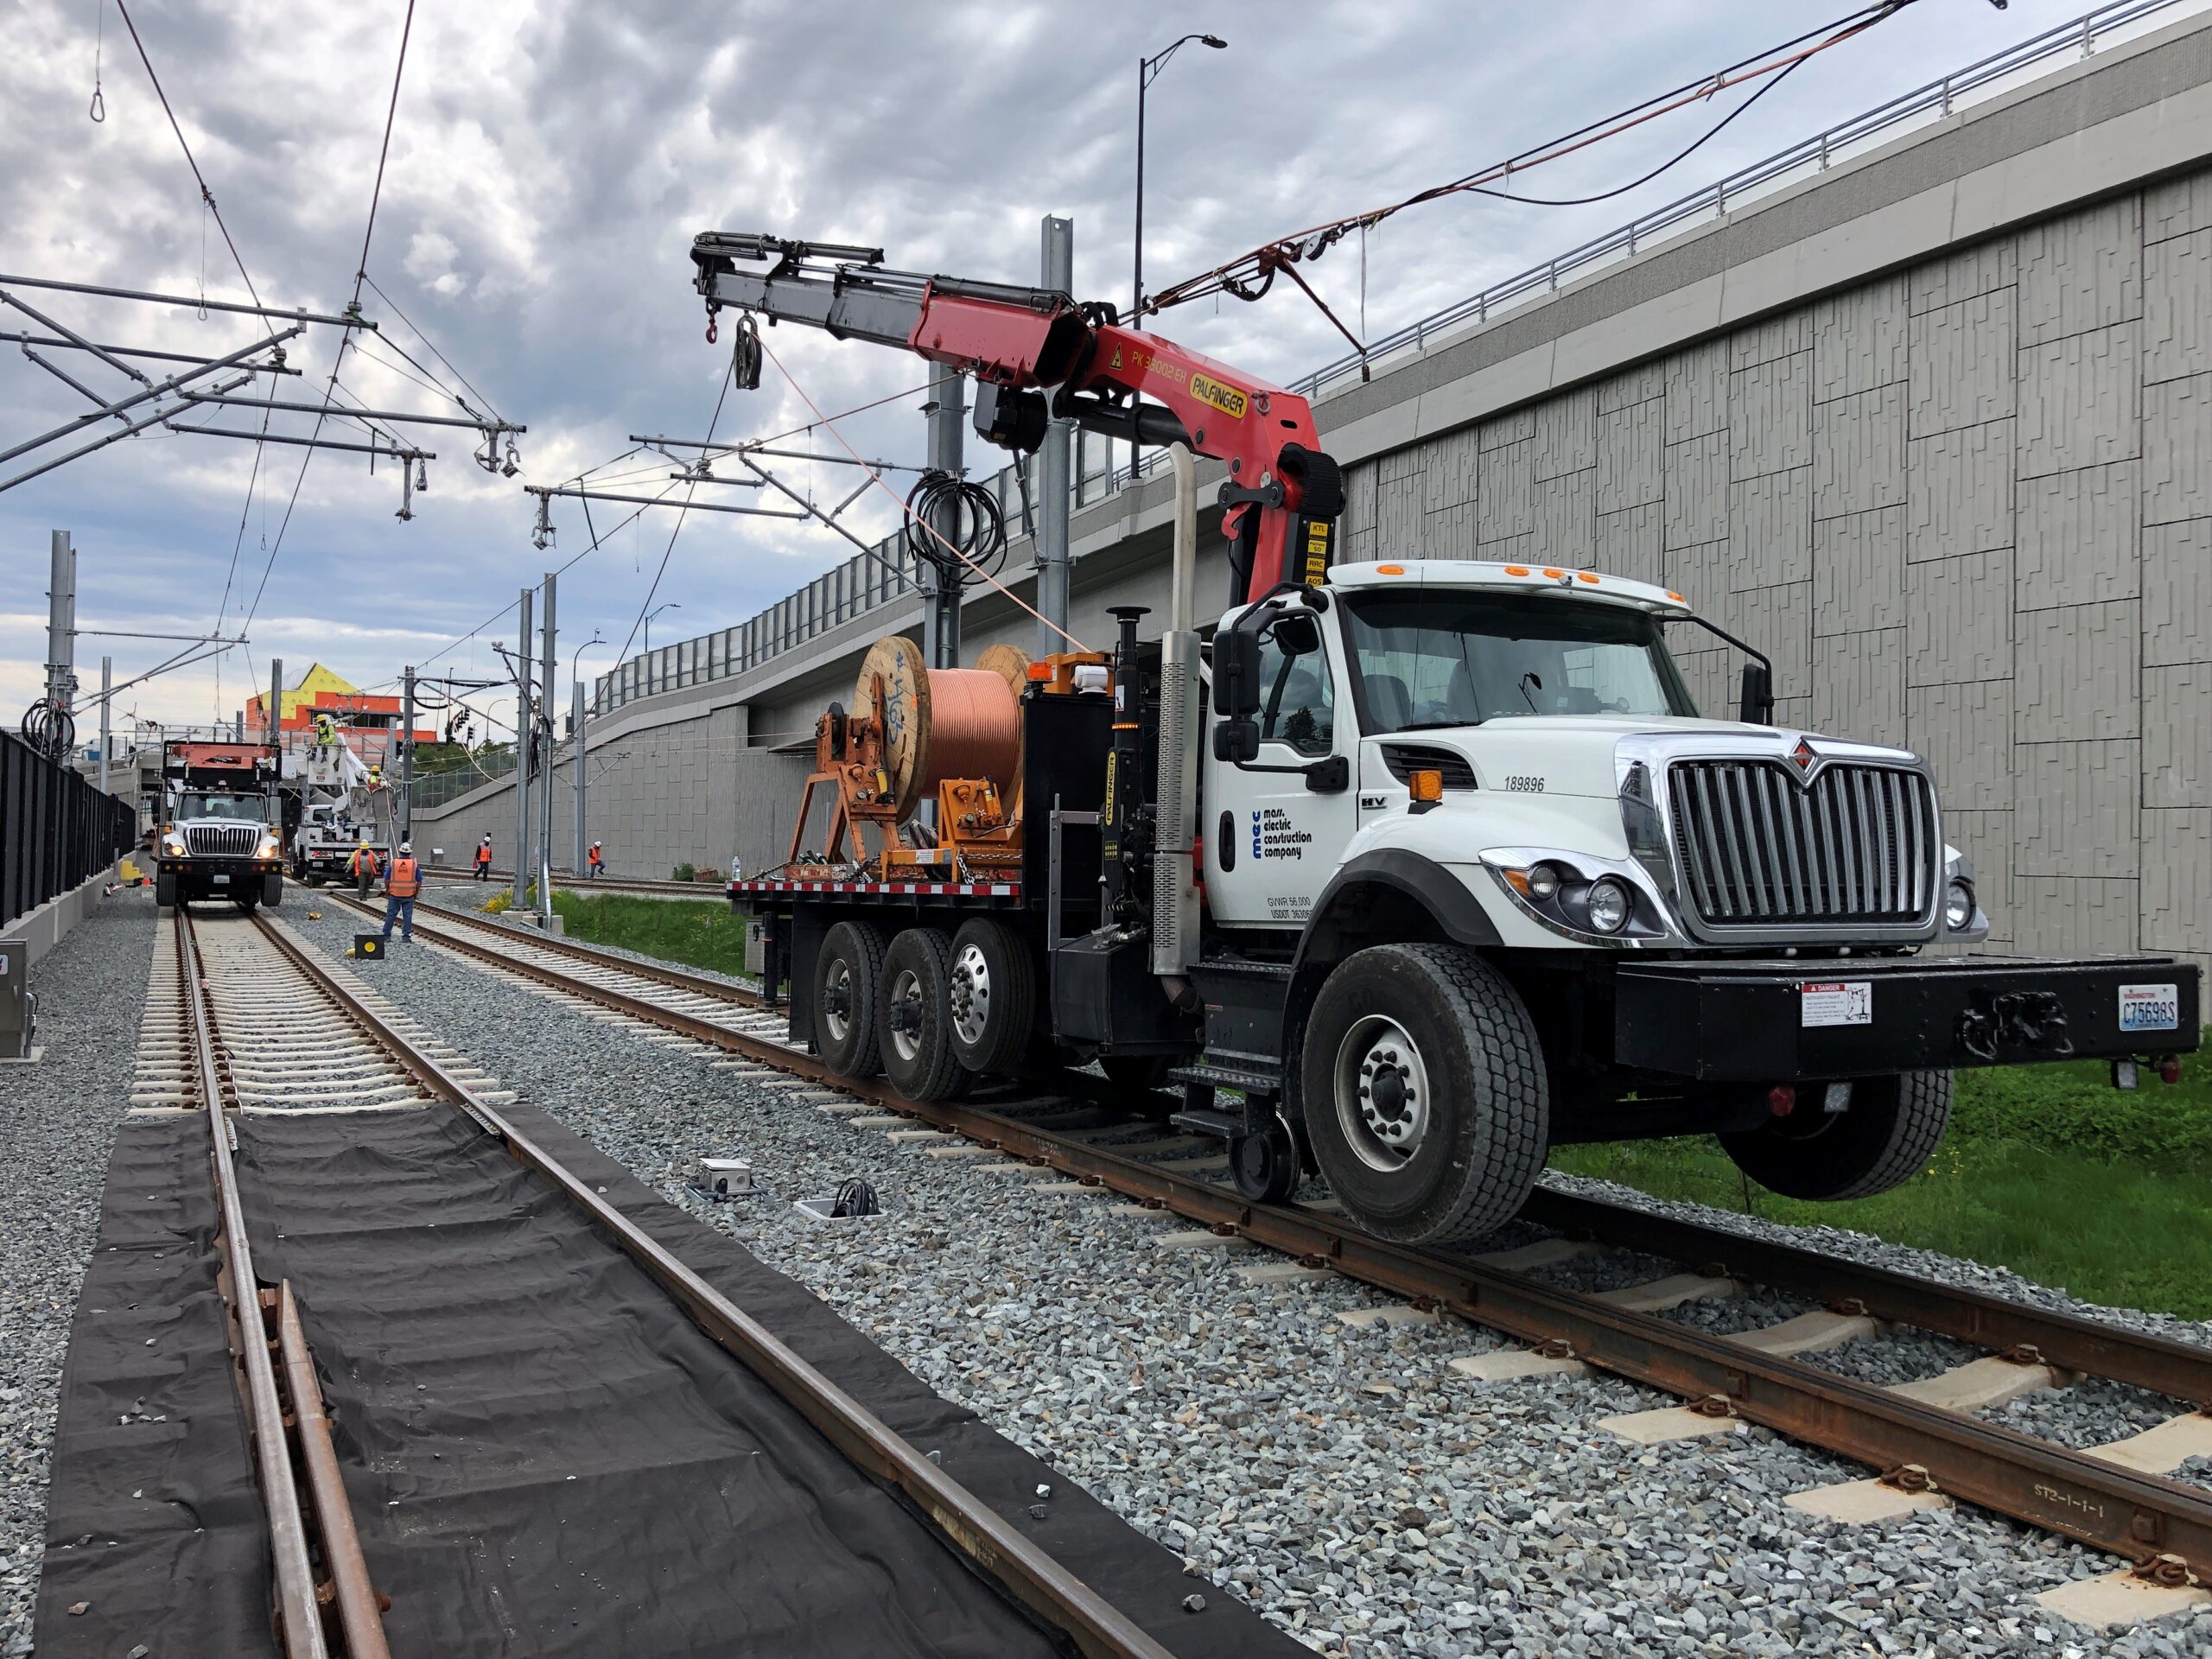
<box><xmin>399</xmin><ymin>841</ymin><xmax>413</xmax><ymax>854</ymax></box>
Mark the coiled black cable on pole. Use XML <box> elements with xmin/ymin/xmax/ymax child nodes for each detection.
<box><xmin>904</xmin><ymin>469</ymin><xmax>1007</xmax><ymax>588</ymax></box>
<box><xmin>21</xmin><ymin>699</ymin><xmax>75</xmax><ymax>761</ymax></box>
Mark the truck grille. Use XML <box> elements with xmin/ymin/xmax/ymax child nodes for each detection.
<box><xmin>1669</xmin><ymin>760</ymin><xmax>1936</xmax><ymax>929</ymax></box>
<box><xmin>185</xmin><ymin>824</ymin><xmax>261</xmax><ymax>858</ymax></box>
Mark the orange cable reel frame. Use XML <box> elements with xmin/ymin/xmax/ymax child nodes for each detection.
<box><xmin>811</xmin><ymin>634</ymin><xmax>1030</xmax><ymax>875</ymax></box>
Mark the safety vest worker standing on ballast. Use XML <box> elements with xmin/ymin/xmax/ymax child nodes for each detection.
<box><xmin>350</xmin><ymin>840</ymin><xmax>381</xmax><ymax>900</ymax></box>
<box><xmin>588</xmin><ymin>841</ymin><xmax>605</xmax><ymax>880</ymax></box>
<box><xmin>474</xmin><ymin>836</ymin><xmax>493</xmax><ymax>882</ymax></box>
<box><xmin>383</xmin><ymin>842</ymin><xmax>421</xmax><ymax>943</ymax></box>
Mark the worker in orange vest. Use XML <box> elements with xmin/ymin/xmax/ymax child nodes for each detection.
<box><xmin>349</xmin><ymin>839</ymin><xmax>381</xmax><ymax>900</ymax></box>
<box><xmin>382</xmin><ymin>841</ymin><xmax>422</xmax><ymax>943</ymax></box>
<box><xmin>588</xmin><ymin>841</ymin><xmax>605</xmax><ymax>880</ymax></box>
<box><xmin>474</xmin><ymin>835</ymin><xmax>493</xmax><ymax>882</ymax></box>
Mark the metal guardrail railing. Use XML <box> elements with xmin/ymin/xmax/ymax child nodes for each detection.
<box><xmin>3</xmin><ymin>728</ymin><xmax>139</xmax><ymax>929</ymax></box>
<box><xmin>591</xmin><ymin>0</ymin><xmax>2191</xmax><ymax>719</ymax></box>
<box><xmin>1287</xmin><ymin>0</ymin><xmax>2190</xmax><ymax>402</ymax></box>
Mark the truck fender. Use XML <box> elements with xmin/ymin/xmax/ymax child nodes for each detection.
<box><xmin>1281</xmin><ymin>850</ymin><xmax>1503</xmax><ymax>1126</ymax></box>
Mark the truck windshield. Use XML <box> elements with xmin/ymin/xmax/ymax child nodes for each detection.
<box><xmin>1343</xmin><ymin>589</ymin><xmax>1695</xmax><ymax>731</ymax></box>
<box><xmin>179</xmin><ymin>793</ymin><xmax>266</xmax><ymax>822</ymax></box>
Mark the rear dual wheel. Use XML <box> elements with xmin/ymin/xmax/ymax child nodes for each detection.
<box><xmin>814</xmin><ymin>920</ymin><xmax>888</xmax><ymax>1079</ymax></box>
<box><xmin>814</xmin><ymin>918</ymin><xmax>1038</xmax><ymax>1100</ymax></box>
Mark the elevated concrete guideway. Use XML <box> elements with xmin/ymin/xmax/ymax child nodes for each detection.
<box><xmin>416</xmin><ymin>10</ymin><xmax>2212</xmax><ymax>972</ymax></box>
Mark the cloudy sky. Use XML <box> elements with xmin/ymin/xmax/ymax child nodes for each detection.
<box><xmin>3</xmin><ymin>0</ymin><xmax>2191</xmax><ymax>747</ymax></box>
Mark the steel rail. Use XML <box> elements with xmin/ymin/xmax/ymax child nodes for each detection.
<box><xmin>422</xmin><ymin>865</ymin><xmax>726</xmax><ymax>899</ymax></box>
<box><xmin>1521</xmin><ymin>1188</ymin><xmax>2212</xmax><ymax>1408</ymax></box>
<box><xmin>363</xmin><ymin>899</ymin><xmax>2212</xmax><ymax>1579</ymax></box>
<box><xmin>245</xmin><ymin>909</ymin><xmax>1173</xmax><ymax>1659</ymax></box>
<box><xmin>376</xmin><ymin>893</ymin><xmax>2212</xmax><ymax>1407</ymax></box>
<box><xmin>366</xmin><ymin>891</ymin><xmax>756</xmax><ymax>995</ymax></box>
<box><xmin>174</xmin><ymin>911</ymin><xmax>330</xmax><ymax>1658</ymax></box>
<box><xmin>276</xmin><ymin>1285</ymin><xmax>392</xmax><ymax>1659</ymax></box>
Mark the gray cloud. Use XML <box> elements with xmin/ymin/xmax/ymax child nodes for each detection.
<box><xmin>0</xmin><ymin>0</ymin><xmax>2157</xmax><ymax>731</ymax></box>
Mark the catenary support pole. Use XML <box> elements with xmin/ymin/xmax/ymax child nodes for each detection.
<box><xmin>1038</xmin><ymin>216</ymin><xmax>1075</xmax><ymax>656</ymax></box>
<box><xmin>99</xmin><ymin>655</ymin><xmax>111</xmax><ymax>795</ymax></box>
<box><xmin>399</xmin><ymin>666</ymin><xmax>416</xmax><ymax>842</ymax></box>
<box><xmin>924</xmin><ymin>372</ymin><xmax>965</xmax><ymax>671</ymax></box>
<box><xmin>46</xmin><ymin>531</ymin><xmax>76</xmax><ymax>715</ymax></box>
<box><xmin>513</xmin><ymin>588</ymin><xmax>532</xmax><ymax>908</ymax></box>
<box><xmin>537</xmin><ymin>573</ymin><xmax>556</xmax><ymax>922</ymax></box>
<box><xmin>268</xmin><ymin>658</ymin><xmax>283</xmax><ymax>747</ymax></box>
<box><xmin>571</xmin><ymin>679</ymin><xmax>586</xmax><ymax>879</ymax></box>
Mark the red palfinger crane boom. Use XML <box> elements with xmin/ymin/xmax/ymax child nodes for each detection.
<box><xmin>690</xmin><ymin>233</ymin><xmax>1344</xmax><ymax>602</ymax></box>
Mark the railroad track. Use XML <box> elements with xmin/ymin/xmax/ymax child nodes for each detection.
<box><xmin>418</xmin><ymin>864</ymin><xmax>725</xmax><ymax>899</ymax></box>
<box><xmin>332</xmin><ymin>888</ymin><xmax>2212</xmax><ymax>1624</ymax></box>
<box><xmin>163</xmin><ymin>902</ymin><xmax>1185</xmax><ymax>1659</ymax></box>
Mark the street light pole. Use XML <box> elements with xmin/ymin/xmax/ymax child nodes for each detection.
<box><xmin>569</xmin><ymin>632</ymin><xmax>604</xmax><ymax>877</ymax></box>
<box><xmin>644</xmin><ymin>601</ymin><xmax>680</xmax><ymax>664</ymax></box>
<box><xmin>1133</xmin><ymin>32</ymin><xmax>1227</xmax><ymax>486</ymax></box>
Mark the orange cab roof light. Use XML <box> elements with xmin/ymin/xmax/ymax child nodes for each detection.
<box><xmin>1376</xmin><ymin>563</ymin><xmax>1405</xmax><ymax>575</ymax></box>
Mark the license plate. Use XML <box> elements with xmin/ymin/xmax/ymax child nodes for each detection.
<box><xmin>2119</xmin><ymin>983</ymin><xmax>2180</xmax><ymax>1033</ymax></box>
<box><xmin>1801</xmin><ymin>981</ymin><xmax>1872</xmax><ymax>1027</ymax></box>
<box><xmin>212</xmin><ymin>874</ymin><xmax>229</xmax><ymax>886</ymax></box>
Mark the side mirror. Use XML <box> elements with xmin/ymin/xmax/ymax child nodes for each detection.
<box><xmin>1269</xmin><ymin>612</ymin><xmax>1321</xmax><ymax>658</ymax></box>
<box><xmin>1214</xmin><ymin>627</ymin><xmax>1262</xmax><ymax>720</ymax></box>
<box><xmin>1738</xmin><ymin>661</ymin><xmax>1775</xmax><ymax>726</ymax></box>
<box><xmin>1303</xmin><ymin>755</ymin><xmax>1350</xmax><ymax>793</ymax></box>
<box><xmin>1213</xmin><ymin>716</ymin><xmax>1259</xmax><ymax>763</ymax></box>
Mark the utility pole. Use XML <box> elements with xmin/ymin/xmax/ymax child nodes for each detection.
<box><xmin>399</xmin><ymin>665</ymin><xmax>416</xmax><ymax>842</ymax></box>
<box><xmin>1038</xmin><ymin>216</ymin><xmax>1075</xmax><ymax>655</ymax></box>
<box><xmin>46</xmin><ymin>530</ymin><xmax>77</xmax><ymax>720</ymax></box>
<box><xmin>99</xmin><ymin>655</ymin><xmax>111</xmax><ymax>794</ymax></box>
<box><xmin>571</xmin><ymin>678</ymin><xmax>587</xmax><ymax>880</ymax></box>
<box><xmin>537</xmin><ymin>571</ymin><xmax>556</xmax><ymax>924</ymax></box>
<box><xmin>924</xmin><ymin>371</ymin><xmax>966</xmax><ymax>670</ymax></box>
<box><xmin>268</xmin><ymin>658</ymin><xmax>283</xmax><ymax>747</ymax></box>
<box><xmin>512</xmin><ymin>587</ymin><xmax>532</xmax><ymax>908</ymax></box>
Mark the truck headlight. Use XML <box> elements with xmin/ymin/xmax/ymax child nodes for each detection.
<box><xmin>1944</xmin><ymin>879</ymin><xmax>1975</xmax><ymax>931</ymax></box>
<box><xmin>1525</xmin><ymin>863</ymin><xmax>1561</xmax><ymax>901</ymax></box>
<box><xmin>162</xmin><ymin>833</ymin><xmax>185</xmax><ymax>856</ymax></box>
<box><xmin>1586</xmin><ymin>877</ymin><xmax>1631</xmax><ymax>934</ymax></box>
<box><xmin>257</xmin><ymin>834</ymin><xmax>281</xmax><ymax>859</ymax></box>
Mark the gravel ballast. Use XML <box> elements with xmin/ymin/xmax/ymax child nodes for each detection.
<box><xmin>0</xmin><ymin>887</ymin><xmax>155</xmax><ymax>1657</ymax></box>
<box><xmin>278</xmin><ymin>899</ymin><xmax>2212</xmax><ymax>1657</ymax></box>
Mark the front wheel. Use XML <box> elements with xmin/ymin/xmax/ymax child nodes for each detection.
<box><xmin>155</xmin><ymin>872</ymin><xmax>177</xmax><ymax>909</ymax></box>
<box><xmin>1718</xmin><ymin>1071</ymin><xmax>1953</xmax><ymax>1201</ymax></box>
<box><xmin>1300</xmin><ymin>944</ymin><xmax>1549</xmax><ymax>1246</ymax></box>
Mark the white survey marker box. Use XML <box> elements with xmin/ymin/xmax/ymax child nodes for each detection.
<box><xmin>1800</xmin><ymin>981</ymin><xmax>1872</xmax><ymax>1028</ymax></box>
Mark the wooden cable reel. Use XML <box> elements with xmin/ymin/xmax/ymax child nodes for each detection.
<box><xmin>855</xmin><ymin>635</ymin><xmax>1028</xmax><ymax>823</ymax></box>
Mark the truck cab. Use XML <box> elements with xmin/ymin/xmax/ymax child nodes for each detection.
<box><xmin>1178</xmin><ymin>559</ymin><xmax>2190</xmax><ymax>1243</ymax></box>
<box><xmin>155</xmin><ymin>742</ymin><xmax>286</xmax><ymax>911</ymax></box>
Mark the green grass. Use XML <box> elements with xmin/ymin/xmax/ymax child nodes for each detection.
<box><xmin>1553</xmin><ymin>1036</ymin><xmax>2212</xmax><ymax>1320</ymax></box>
<box><xmin>543</xmin><ymin>889</ymin><xmax>757</xmax><ymax>982</ymax></box>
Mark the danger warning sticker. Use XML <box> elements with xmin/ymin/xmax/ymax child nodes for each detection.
<box><xmin>1800</xmin><ymin>981</ymin><xmax>1872</xmax><ymax>1028</ymax></box>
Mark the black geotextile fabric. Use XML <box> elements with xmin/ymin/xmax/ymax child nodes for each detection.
<box><xmin>232</xmin><ymin>1101</ymin><xmax>1302</xmax><ymax>1658</ymax></box>
<box><xmin>35</xmin><ymin>1116</ymin><xmax>279</xmax><ymax>1657</ymax></box>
